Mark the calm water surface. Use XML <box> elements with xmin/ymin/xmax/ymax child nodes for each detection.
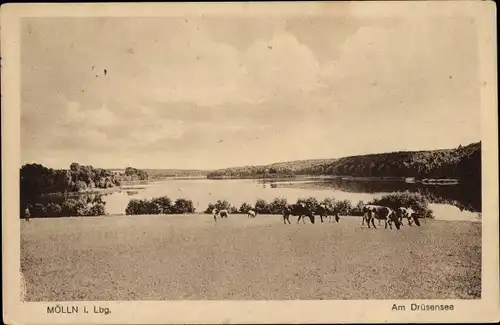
<box><xmin>100</xmin><ymin>178</ymin><xmax>481</xmax><ymax>222</ymax></box>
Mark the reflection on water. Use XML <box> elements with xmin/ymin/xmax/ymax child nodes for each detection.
<box><xmin>259</xmin><ymin>178</ymin><xmax>481</xmax><ymax>213</ymax></box>
<box><xmin>28</xmin><ymin>178</ymin><xmax>481</xmax><ymax>221</ymax></box>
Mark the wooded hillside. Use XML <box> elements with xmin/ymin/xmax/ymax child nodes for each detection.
<box><xmin>207</xmin><ymin>142</ymin><xmax>481</xmax><ymax>182</ymax></box>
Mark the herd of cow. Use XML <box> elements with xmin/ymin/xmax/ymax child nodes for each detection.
<box><xmin>212</xmin><ymin>203</ymin><xmax>421</xmax><ymax>229</ymax></box>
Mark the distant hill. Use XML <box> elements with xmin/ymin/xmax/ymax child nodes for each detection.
<box><xmin>144</xmin><ymin>169</ymin><xmax>212</xmax><ymax>179</ymax></box>
<box><xmin>206</xmin><ymin>142</ymin><xmax>481</xmax><ymax>183</ymax></box>
<box><xmin>262</xmin><ymin>158</ymin><xmax>338</xmax><ymax>171</ymax></box>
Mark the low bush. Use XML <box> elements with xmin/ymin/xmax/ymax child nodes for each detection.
<box><xmin>334</xmin><ymin>199</ymin><xmax>353</xmax><ymax>215</ymax></box>
<box><xmin>297</xmin><ymin>197</ymin><xmax>320</xmax><ymax>212</ymax></box>
<box><xmin>351</xmin><ymin>200</ymin><xmax>366</xmax><ymax>216</ymax></box>
<box><xmin>88</xmin><ymin>203</ymin><xmax>106</xmax><ymax>216</ymax></box>
<box><xmin>125</xmin><ymin>199</ymin><xmax>150</xmax><ymax>215</ymax></box>
<box><xmin>23</xmin><ymin>196</ymin><xmax>108</xmax><ymax>218</ymax></box>
<box><xmin>125</xmin><ymin>196</ymin><xmax>196</xmax><ymax>215</ymax></box>
<box><xmin>205</xmin><ymin>203</ymin><xmax>216</xmax><ymax>214</ymax></box>
<box><xmin>173</xmin><ymin>198</ymin><xmax>195</xmax><ymax>214</ymax></box>
<box><xmin>214</xmin><ymin>200</ymin><xmax>232</xmax><ymax>211</ymax></box>
<box><xmin>255</xmin><ymin>199</ymin><xmax>271</xmax><ymax>214</ymax></box>
<box><xmin>269</xmin><ymin>197</ymin><xmax>288</xmax><ymax>214</ymax></box>
<box><xmin>238</xmin><ymin>202</ymin><xmax>253</xmax><ymax>214</ymax></box>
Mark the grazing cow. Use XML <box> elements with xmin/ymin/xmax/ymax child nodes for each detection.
<box><xmin>396</xmin><ymin>207</ymin><xmax>418</xmax><ymax>226</ymax></box>
<box><xmin>316</xmin><ymin>204</ymin><xmax>340</xmax><ymax>223</ymax></box>
<box><xmin>247</xmin><ymin>210</ymin><xmax>257</xmax><ymax>218</ymax></box>
<box><xmin>213</xmin><ymin>208</ymin><xmax>229</xmax><ymax>223</ymax></box>
<box><xmin>282</xmin><ymin>203</ymin><xmax>315</xmax><ymax>224</ymax></box>
<box><xmin>362</xmin><ymin>205</ymin><xmax>400</xmax><ymax>230</ymax></box>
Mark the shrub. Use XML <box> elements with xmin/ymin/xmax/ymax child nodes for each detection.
<box><xmin>297</xmin><ymin>197</ymin><xmax>320</xmax><ymax>212</ymax></box>
<box><xmin>351</xmin><ymin>200</ymin><xmax>365</xmax><ymax>216</ymax></box>
<box><xmin>125</xmin><ymin>199</ymin><xmax>149</xmax><ymax>215</ymax></box>
<box><xmin>150</xmin><ymin>196</ymin><xmax>172</xmax><ymax>214</ymax></box>
<box><xmin>61</xmin><ymin>198</ymin><xmax>89</xmax><ymax>216</ymax></box>
<box><xmin>126</xmin><ymin>197</ymin><xmax>194</xmax><ymax>215</ymax></box>
<box><xmin>320</xmin><ymin>197</ymin><xmax>336</xmax><ymax>210</ymax></box>
<box><xmin>88</xmin><ymin>203</ymin><xmax>106</xmax><ymax>216</ymax></box>
<box><xmin>229</xmin><ymin>206</ymin><xmax>239</xmax><ymax>214</ymax></box>
<box><xmin>173</xmin><ymin>198</ymin><xmax>195</xmax><ymax>214</ymax></box>
<box><xmin>214</xmin><ymin>200</ymin><xmax>231</xmax><ymax>211</ymax></box>
<box><xmin>269</xmin><ymin>197</ymin><xmax>287</xmax><ymax>214</ymax></box>
<box><xmin>205</xmin><ymin>203</ymin><xmax>216</xmax><ymax>214</ymax></box>
<box><xmin>255</xmin><ymin>199</ymin><xmax>270</xmax><ymax>214</ymax></box>
<box><xmin>239</xmin><ymin>202</ymin><xmax>253</xmax><ymax>214</ymax></box>
<box><xmin>369</xmin><ymin>191</ymin><xmax>434</xmax><ymax>219</ymax></box>
<box><xmin>334</xmin><ymin>199</ymin><xmax>353</xmax><ymax>215</ymax></box>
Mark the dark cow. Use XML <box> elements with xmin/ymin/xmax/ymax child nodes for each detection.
<box><xmin>316</xmin><ymin>204</ymin><xmax>340</xmax><ymax>223</ymax></box>
<box><xmin>213</xmin><ymin>208</ymin><xmax>229</xmax><ymax>223</ymax></box>
<box><xmin>362</xmin><ymin>204</ymin><xmax>400</xmax><ymax>230</ymax></box>
<box><xmin>282</xmin><ymin>203</ymin><xmax>315</xmax><ymax>224</ymax></box>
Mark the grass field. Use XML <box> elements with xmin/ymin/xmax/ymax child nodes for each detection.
<box><xmin>21</xmin><ymin>214</ymin><xmax>481</xmax><ymax>301</ymax></box>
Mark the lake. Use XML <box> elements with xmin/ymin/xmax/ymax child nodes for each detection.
<box><xmin>98</xmin><ymin>177</ymin><xmax>481</xmax><ymax>222</ymax></box>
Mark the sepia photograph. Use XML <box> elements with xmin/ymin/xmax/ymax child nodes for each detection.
<box><xmin>2</xmin><ymin>1</ymin><xmax>499</xmax><ymax>324</ymax></box>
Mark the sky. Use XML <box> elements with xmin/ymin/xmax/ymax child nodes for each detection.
<box><xmin>21</xmin><ymin>16</ymin><xmax>481</xmax><ymax>170</ymax></box>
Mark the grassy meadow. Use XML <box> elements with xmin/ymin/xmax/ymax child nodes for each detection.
<box><xmin>21</xmin><ymin>214</ymin><xmax>481</xmax><ymax>301</ymax></box>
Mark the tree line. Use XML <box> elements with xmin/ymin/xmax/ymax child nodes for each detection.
<box><xmin>22</xmin><ymin>191</ymin><xmax>434</xmax><ymax>219</ymax></box>
<box><xmin>20</xmin><ymin>163</ymin><xmax>149</xmax><ymax>213</ymax></box>
<box><xmin>20</xmin><ymin>163</ymin><xmax>149</xmax><ymax>196</ymax></box>
<box><xmin>207</xmin><ymin>142</ymin><xmax>481</xmax><ymax>183</ymax></box>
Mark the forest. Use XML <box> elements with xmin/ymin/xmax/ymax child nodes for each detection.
<box><xmin>207</xmin><ymin>142</ymin><xmax>481</xmax><ymax>183</ymax></box>
<box><xmin>20</xmin><ymin>163</ymin><xmax>148</xmax><ymax>203</ymax></box>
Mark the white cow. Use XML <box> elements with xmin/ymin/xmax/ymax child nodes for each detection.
<box><xmin>362</xmin><ymin>205</ymin><xmax>401</xmax><ymax>230</ymax></box>
<box><xmin>396</xmin><ymin>207</ymin><xmax>421</xmax><ymax>226</ymax></box>
<box><xmin>247</xmin><ymin>210</ymin><xmax>257</xmax><ymax>218</ymax></box>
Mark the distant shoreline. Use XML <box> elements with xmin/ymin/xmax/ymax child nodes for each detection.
<box><xmin>39</xmin><ymin>175</ymin><xmax>465</xmax><ymax>198</ymax></box>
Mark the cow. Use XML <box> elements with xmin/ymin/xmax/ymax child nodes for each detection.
<box><xmin>213</xmin><ymin>208</ymin><xmax>229</xmax><ymax>223</ymax></box>
<box><xmin>362</xmin><ymin>204</ymin><xmax>401</xmax><ymax>230</ymax></box>
<box><xmin>316</xmin><ymin>204</ymin><xmax>340</xmax><ymax>223</ymax></box>
<box><xmin>395</xmin><ymin>207</ymin><xmax>419</xmax><ymax>226</ymax></box>
<box><xmin>247</xmin><ymin>209</ymin><xmax>257</xmax><ymax>218</ymax></box>
<box><xmin>282</xmin><ymin>203</ymin><xmax>315</xmax><ymax>224</ymax></box>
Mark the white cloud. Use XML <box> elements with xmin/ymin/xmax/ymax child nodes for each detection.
<box><xmin>130</xmin><ymin>27</ymin><xmax>322</xmax><ymax>107</ymax></box>
<box><xmin>21</xmin><ymin>18</ymin><xmax>481</xmax><ymax>169</ymax></box>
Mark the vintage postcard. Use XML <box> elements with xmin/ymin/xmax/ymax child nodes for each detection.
<box><xmin>2</xmin><ymin>1</ymin><xmax>499</xmax><ymax>324</ymax></box>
